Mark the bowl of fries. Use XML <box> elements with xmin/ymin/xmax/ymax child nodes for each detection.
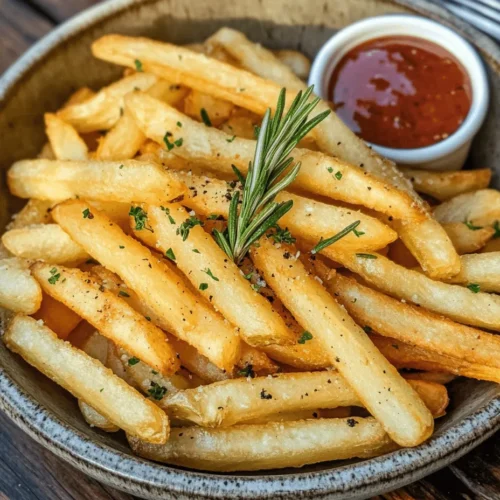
<box><xmin>0</xmin><ymin>0</ymin><xmax>500</xmax><ymax>498</ymax></box>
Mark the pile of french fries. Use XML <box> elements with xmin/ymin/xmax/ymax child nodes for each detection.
<box><xmin>1</xmin><ymin>27</ymin><xmax>499</xmax><ymax>472</ymax></box>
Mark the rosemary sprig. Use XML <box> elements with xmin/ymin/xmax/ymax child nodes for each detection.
<box><xmin>213</xmin><ymin>85</ymin><xmax>330</xmax><ymax>264</ymax></box>
<box><xmin>310</xmin><ymin>220</ymin><xmax>361</xmax><ymax>255</ymax></box>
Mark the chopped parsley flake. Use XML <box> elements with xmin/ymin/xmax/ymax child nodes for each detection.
<box><xmin>48</xmin><ymin>267</ymin><xmax>61</xmax><ymax>285</ymax></box>
<box><xmin>176</xmin><ymin>121</ymin><xmax>182</xmax><ymax>127</ymax></box>
<box><xmin>163</xmin><ymin>131</ymin><xmax>183</xmax><ymax>151</ymax></box>
<box><xmin>118</xmin><ymin>290</ymin><xmax>130</xmax><ymax>297</ymax></box>
<box><xmin>129</xmin><ymin>206</ymin><xmax>153</xmax><ymax>232</ymax></box>
<box><xmin>298</xmin><ymin>331</ymin><xmax>313</xmax><ymax>344</ymax></box>
<box><xmin>464</xmin><ymin>220</ymin><xmax>482</xmax><ymax>231</ymax></box>
<box><xmin>148</xmin><ymin>381</ymin><xmax>167</xmax><ymax>400</ymax></box>
<box><xmin>119</xmin><ymin>245</ymin><xmax>125</xmax><ymax>249</ymax></box>
<box><xmin>226</xmin><ymin>135</ymin><xmax>236</xmax><ymax>143</ymax></box>
<box><xmin>177</xmin><ymin>216</ymin><xmax>203</xmax><ymax>241</ymax></box>
<box><xmin>119</xmin><ymin>164</ymin><xmax>124</xmax><ymax>169</ymax></box>
<box><xmin>493</xmin><ymin>221</ymin><xmax>500</xmax><ymax>239</ymax></box>
<box><xmin>353</xmin><ymin>229</ymin><xmax>365</xmax><ymax>237</ymax></box>
<box><xmin>165</xmin><ymin>248</ymin><xmax>176</xmax><ymax>261</ymax></box>
<box><xmin>363</xmin><ymin>326</ymin><xmax>373</xmax><ymax>333</ymax></box>
<box><xmin>335</xmin><ymin>171</ymin><xmax>343</xmax><ymax>180</ymax></box>
<box><xmin>238</xmin><ymin>364</ymin><xmax>255</xmax><ymax>378</ymax></box>
<box><xmin>356</xmin><ymin>253</ymin><xmax>377</xmax><ymax>259</ymax></box>
<box><xmin>199</xmin><ymin>283</ymin><xmax>208</xmax><ymax>291</ymax></box>
<box><xmin>128</xmin><ymin>357</ymin><xmax>140</xmax><ymax>366</ymax></box>
<box><xmin>327</xmin><ymin>167</ymin><xmax>334</xmax><ymax>173</ymax></box>
<box><xmin>192</xmin><ymin>249</ymin><xmax>200</xmax><ymax>254</ymax></box>
<box><xmin>200</xmin><ymin>108</ymin><xmax>212</xmax><ymax>127</ymax></box>
<box><xmin>270</xmin><ymin>225</ymin><xmax>296</xmax><ymax>244</ymax></box>
<box><xmin>134</xmin><ymin>59</ymin><xmax>143</xmax><ymax>72</ymax></box>
<box><xmin>160</xmin><ymin>206</ymin><xmax>176</xmax><ymax>224</ymax></box>
<box><xmin>203</xmin><ymin>268</ymin><xmax>219</xmax><ymax>281</ymax></box>
<box><xmin>467</xmin><ymin>283</ymin><xmax>480</xmax><ymax>293</ymax></box>
<box><xmin>82</xmin><ymin>208</ymin><xmax>94</xmax><ymax>219</ymax></box>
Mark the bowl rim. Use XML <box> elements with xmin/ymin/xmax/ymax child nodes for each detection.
<box><xmin>1</xmin><ymin>0</ymin><xmax>500</xmax><ymax>498</ymax></box>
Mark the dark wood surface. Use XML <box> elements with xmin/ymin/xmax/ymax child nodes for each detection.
<box><xmin>0</xmin><ymin>1</ymin><xmax>498</xmax><ymax>499</ymax></box>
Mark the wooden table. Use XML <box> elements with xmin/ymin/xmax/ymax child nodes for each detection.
<box><xmin>0</xmin><ymin>1</ymin><xmax>499</xmax><ymax>499</ymax></box>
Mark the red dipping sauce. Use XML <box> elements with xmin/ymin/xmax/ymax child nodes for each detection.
<box><xmin>328</xmin><ymin>36</ymin><xmax>472</xmax><ymax>149</ymax></box>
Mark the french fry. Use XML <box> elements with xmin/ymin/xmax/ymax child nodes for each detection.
<box><xmin>403</xmin><ymin>380</ymin><xmax>449</xmax><ymax>418</ymax></box>
<box><xmin>8</xmin><ymin>159</ymin><xmax>186</xmax><ymax>204</ymax></box>
<box><xmin>134</xmin><ymin>203</ymin><xmax>296</xmax><ymax>346</ymax></box>
<box><xmin>443</xmin><ymin>222</ymin><xmax>494</xmax><ymax>254</ymax></box>
<box><xmin>372</xmin><ymin>334</ymin><xmax>500</xmax><ymax>383</ymax></box>
<box><xmin>31</xmin><ymin>262</ymin><xmax>179</xmax><ymax>375</ymax></box>
<box><xmin>387</xmin><ymin>239</ymin><xmax>418</xmax><ymax>268</ymax></box>
<box><xmin>0</xmin><ymin>258</ymin><xmax>42</xmax><ymax>314</ymax></box>
<box><xmin>105</xmin><ymin>342</ymin><xmax>138</xmax><ymax>387</ymax></box>
<box><xmin>128</xmin><ymin>416</ymin><xmax>393</xmax><ymax>471</ymax></box>
<box><xmin>7</xmin><ymin>199</ymin><xmax>53</xmax><ymax>230</ymax></box>
<box><xmin>238</xmin><ymin>343</ymin><xmax>279</xmax><ymax>376</ymax></box>
<box><xmin>58</xmin><ymin>72</ymin><xmax>158</xmax><ymax>132</ymax></box>
<box><xmin>63</xmin><ymin>87</ymin><xmax>95</xmax><ymax>108</ymax></box>
<box><xmin>402</xmin><ymin>372</ymin><xmax>457</xmax><ymax>385</ymax></box>
<box><xmin>443</xmin><ymin>252</ymin><xmax>500</xmax><ymax>292</ymax></box>
<box><xmin>184</xmin><ymin>29</ymin><xmax>458</xmax><ymax>278</ymax></box>
<box><xmin>166</xmin><ymin>170</ymin><xmax>396</xmax><ymax>252</ymax></box>
<box><xmin>321</xmin><ymin>272</ymin><xmax>500</xmax><ymax>369</ymax></box>
<box><xmin>434</xmin><ymin>189</ymin><xmax>500</xmax><ymax>226</ymax></box>
<box><xmin>32</xmin><ymin>293</ymin><xmax>82</xmax><ymax>340</ymax></box>
<box><xmin>126</xmin><ymin>92</ymin><xmax>421</xmax><ymax>221</ymax></box>
<box><xmin>251</xmin><ymin>237</ymin><xmax>434</xmax><ymax>447</ymax></box>
<box><xmin>166</xmin><ymin>371</ymin><xmax>447</xmax><ymax>427</ymax></box>
<box><xmin>482</xmin><ymin>238</ymin><xmax>500</xmax><ymax>253</ymax></box>
<box><xmin>44</xmin><ymin>113</ymin><xmax>88</xmax><ymax>161</ymax></box>
<box><xmin>401</xmin><ymin>168</ymin><xmax>491</xmax><ymax>201</ymax></box>
<box><xmin>4</xmin><ymin>315</ymin><xmax>169</xmax><ymax>443</ymax></box>
<box><xmin>273</xmin><ymin>49</ymin><xmax>311</xmax><ymax>80</ymax></box>
<box><xmin>37</xmin><ymin>142</ymin><xmax>56</xmax><ymax>159</ymax></box>
<box><xmin>183</xmin><ymin>90</ymin><xmax>234</xmax><ymax>126</ymax></box>
<box><xmin>2</xmin><ymin>224</ymin><xmax>89</xmax><ymax>264</ymax></box>
<box><xmin>145</xmin><ymin>80</ymin><xmax>189</xmax><ymax>106</ymax></box>
<box><xmin>78</xmin><ymin>400</ymin><xmax>119</xmax><ymax>432</ymax></box>
<box><xmin>52</xmin><ymin>200</ymin><xmax>241</xmax><ymax>371</ymax></box>
<box><xmin>95</xmin><ymin>108</ymin><xmax>145</xmax><ymax>160</ymax></box>
<box><xmin>332</xmin><ymin>251</ymin><xmax>500</xmax><ymax>332</ymax></box>
<box><xmin>220</xmin><ymin>108</ymin><xmax>260</xmax><ymax>139</ymax></box>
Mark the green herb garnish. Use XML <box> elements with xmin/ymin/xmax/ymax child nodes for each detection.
<box><xmin>118</xmin><ymin>290</ymin><xmax>130</xmax><ymax>297</ymax></box>
<box><xmin>129</xmin><ymin>206</ymin><xmax>153</xmax><ymax>232</ymax></box>
<box><xmin>160</xmin><ymin>206</ymin><xmax>176</xmax><ymax>224</ymax></box>
<box><xmin>298</xmin><ymin>331</ymin><xmax>313</xmax><ymax>344</ymax></box>
<box><xmin>165</xmin><ymin>248</ymin><xmax>176</xmax><ymax>261</ymax></box>
<box><xmin>134</xmin><ymin>59</ymin><xmax>143</xmax><ymax>72</ymax></box>
<box><xmin>82</xmin><ymin>208</ymin><xmax>93</xmax><ymax>219</ymax></box>
<box><xmin>356</xmin><ymin>253</ymin><xmax>377</xmax><ymax>259</ymax></box>
<box><xmin>177</xmin><ymin>216</ymin><xmax>203</xmax><ymax>241</ymax></box>
<box><xmin>48</xmin><ymin>267</ymin><xmax>60</xmax><ymax>285</ymax></box>
<box><xmin>464</xmin><ymin>220</ymin><xmax>482</xmax><ymax>231</ymax></box>
<box><xmin>238</xmin><ymin>364</ymin><xmax>255</xmax><ymax>378</ymax></box>
<box><xmin>148</xmin><ymin>381</ymin><xmax>167</xmax><ymax>400</ymax></box>
<box><xmin>128</xmin><ymin>357</ymin><xmax>140</xmax><ymax>366</ymax></box>
<box><xmin>467</xmin><ymin>283</ymin><xmax>480</xmax><ymax>293</ymax></box>
<box><xmin>311</xmin><ymin>221</ymin><xmax>360</xmax><ymax>255</ymax></box>
<box><xmin>199</xmin><ymin>283</ymin><xmax>208</xmax><ymax>291</ymax></box>
<box><xmin>203</xmin><ymin>268</ymin><xmax>219</xmax><ymax>281</ymax></box>
<box><xmin>200</xmin><ymin>108</ymin><xmax>212</xmax><ymax>127</ymax></box>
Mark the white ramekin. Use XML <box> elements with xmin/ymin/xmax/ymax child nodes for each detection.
<box><xmin>308</xmin><ymin>14</ymin><xmax>490</xmax><ymax>171</ymax></box>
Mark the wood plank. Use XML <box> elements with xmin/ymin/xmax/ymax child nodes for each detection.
<box><xmin>0</xmin><ymin>0</ymin><xmax>53</xmax><ymax>75</ymax></box>
<box><xmin>0</xmin><ymin>409</ymin><xmax>135</xmax><ymax>500</ymax></box>
<box><xmin>28</xmin><ymin>0</ymin><xmax>101</xmax><ymax>23</ymax></box>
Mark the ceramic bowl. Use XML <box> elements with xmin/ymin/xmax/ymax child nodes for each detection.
<box><xmin>0</xmin><ymin>0</ymin><xmax>499</xmax><ymax>499</ymax></box>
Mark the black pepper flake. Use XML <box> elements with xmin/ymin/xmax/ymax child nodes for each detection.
<box><xmin>347</xmin><ymin>418</ymin><xmax>358</xmax><ymax>427</ymax></box>
<box><xmin>260</xmin><ymin>389</ymin><xmax>273</xmax><ymax>400</ymax></box>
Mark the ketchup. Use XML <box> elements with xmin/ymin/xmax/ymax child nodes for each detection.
<box><xmin>329</xmin><ymin>36</ymin><xmax>472</xmax><ymax>149</ymax></box>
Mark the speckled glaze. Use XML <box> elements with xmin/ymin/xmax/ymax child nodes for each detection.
<box><xmin>0</xmin><ymin>1</ymin><xmax>499</xmax><ymax>499</ymax></box>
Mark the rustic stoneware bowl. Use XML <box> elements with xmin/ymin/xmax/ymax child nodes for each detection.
<box><xmin>0</xmin><ymin>0</ymin><xmax>499</xmax><ymax>498</ymax></box>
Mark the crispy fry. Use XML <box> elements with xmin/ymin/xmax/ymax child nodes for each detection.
<box><xmin>95</xmin><ymin>108</ymin><xmax>145</xmax><ymax>160</ymax></box>
<box><xmin>401</xmin><ymin>168</ymin><xmax>491</xmax><ymax>201</ymax></box>
<box><xmin>167</xmin><ymin>371</ymin><xmax>447</xmax><ymax>427</ymax></box>
<box><xmin>387</xmin><ymin>239</ymin><xmax>419</xmax><ymax>268</ymax></box>
<box><xmin>134</xmin><ymin>203</ymin><xmax>296</xmax><ymax>346</ymax></box>
<box><xmin>251</xmin><ymin>238</ymin><xmax>433</xmax><ymax>447</ymax></box>
<box><xmin>321</xmin><ymin>272</ymin><xmax>500</xmax><ymax>369</ymax></box>
<box><xmin>238</xmin><ymin>343</ymin><xmax>279</xmax><ymax>376</ymax></box>
<box><xmin>58</xmin><ymin>72</ymin><xmax>158</xmax><ymax>132</ymax></box>
<box><xmin>403</xmin><ymin>380</ymin><xmax>449</xmax><ymax>418</ymax></box>
<box><xmin>78</xmin><ymin>400</ymin><xmax>120</xmax><ymax>432</ymax></box>
<box><xmin>2</xmin><ymin>224</ymin><xmax>89</xmax><ymax>264</ymax></box>
<box><xmin>126</xmin><ymin>92</ymin><xmax>420</xmax><ymax>221</ymax></box>
<box><xmin>332</xmin><ymin>251</ymin><xmax>500</xmax><ymax>332</ymax></box>
<box><xmin>443</xmin><ymin>252</ymin><xmax>500</xmax><ymax>292</ymax></box>
<box><xmin>32</xmin><ymin>293</ymin><xmax>82</xmax><ymax>340</ymax></box>
<box><xmin>145</xmin><ymin>80</ymin><xmax>189</xmax><ymax>106</ymax></box>
<box><xmin>482</xmin><ymin>238</ymin><xmax>500</xmax><ymax>253</ymax></box>
<box><xmin>8</xmin><ymin>159</ymin><xmax>186</xmax><ymax>204</ymax></box>
<box><xmin>0</xmin><ymin>258</ymin><xmax>42</xmax><ymax>314</ymax></box>
<box><xmin>52</xmin><ymin>200</ymin><xmax>241</xmax><ymax>371</ymax></box>
<box><xmin>372</xmin><ymin>334</ymin><xmax>500</xmax><ymax>383</ymax></box>
<box><xmin>434</xmin><ymin>189</ymin><xmax>500</xmax><ymax>226</ymax></box>
<box><xmin>62</xmin><ymin>87</ymin><xmax>95</xmax><ymax>108</ymax></box>
<box><xmin>443</xmin><ymin>222</ymin><xmax>494</xmax><ymax>254</ymax></box>
<box><xmin>31</xmin><ymin>262</ymin><xmax>178</xmax><ymax>375</ymax></box>
<box><xmin>128</xmin><ymin>416</ymin><xmax>393</xmax><ymax>471</ymax></box>
<box><xmin>4</xmin><ymin>315</ymin><xmax>169</xmax><ymax>443</ymax></box>
<box><xmin>183</xmin><ymin>90</ymin><xmax>234</xmax><ymax>126</ymax></box>
<box><xmin>273</xmin><ymin>50</ymin><xmax>311</xmax><ymax>80</ymax></box>
<box><xmin>402</xmin><ymin>372</ymin><xmax>457</xmax><ymax>385</ymax></box>
<box><xmin>7</xmin><ymin>199</ymin><xmax>53</xmax><ymax>230</ymax></box>
<box><xmin>45</xmin><ymin>113</ymin><xmax>88</xmax><ymax>161</ymax></box>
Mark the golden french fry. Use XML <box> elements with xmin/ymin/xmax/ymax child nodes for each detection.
<box><xmin>273</xmin><ymin>49</ymin><xmax>311</xmax><ymax>80</ymax></box>
<box><xmin>442</xmin><ymin>252</ymin><xmax>500</xmax><ymax>292</ymax></box>
<box><xmin>78</xmin><ymin>400</ymin><xmax>120</xmax><ymax>432</ymax></box>
<box><xmin>237</xmin><ymin>343</ymin><xmax>279</xmax><ymax>376</ymax></box>
<box><xmin>401</xmin><ymin>168</ymin><xmax>491</xmax><ymax>202</ymax></box>
<box><xmin>482</xmin><ymin>238</ymin><xmax>500</xmax><ymax>253</ymax></box>
<box><xmin>402</xmin><ymin>371</ymin><xmax>457</xmax><ymax>385</ymax></box>
<box><xmin>387</xmin><ymin>239</ymin><xmax>418</xmax><ymax>268</ymax></box>
<box><xmin>4</xmin><ymin>315</ymin><xmax>169</xmax><ymax>443</ymax></box>
<box><xmin>52</xmin><ymin>200</ymin><xmax>241</xmax><ymax>371</ymax></box>
<box><xmin>403</xmin><ymin>380</ymin><xmax>449</xmax><ymax>418</ymax></box>
<box><xmin>332</xmin><ymin>251</ymin><xmax>500</xmax><ymax>332</ymax></box>
<box><xmin>62</xmin><ymin>87</ymin><xmax>95</xmax><ymax>108</ymax></box>
<box><xmin>2</xmin><ymin>224</ymin><xmax>89</xmax><ymax>264</ymax></box>
<box><xmin>37</xmin><ymin>142</ymin><xmax>56</xmax><ymax>159</ymax></box>
<box><xmin>31</xmin><ymin>262</ymin><xmax>179</xmax><ymax>375</ymax></box>
<box><xmin>251</xmin><ymin>238</ymin><xmax>433</xmax><ymax>447</ymax></box>
<box><xmin>7</xmin><ymin>199</ymin><xmax>53</xmax><ymax>230</ymax></box>
<box><xmin>32</xmin><ymin>292</ymin><xmax>82</xmax><ymax>340</ymax></box>
<box><xmin>146</xmin><ymin>80</ymin><xmax>189</xmax><ymax>106</ymax></box>
<box><xmin>0</xmin><ymin>258</ymin><xmax>42</xmax><ymax>314</ymax></box>
<box><xmin>128</xmin><ymin>416</ymin><xmax>393</xmax><ymax>471</ymax></box>
<box><xmin>443</xmin><ymin>222</ymin><xmax>494</xmax><ymax>254</ymax></box>
<box><xmin>322</xmin><ymin>272</ymin><xmax>500</xmax><ymax>369</ymax></box>
<box><xmin>434</xmin><ymin>189</ymin><xmax>500</xmax><ymax>226</ymax></box>
<box><xmin>372</xmin><ymin>334</ymin><xmax>500</xmax><ymax>383</ymax></box>
<box><xmin>45</xmin><ymin>113</ymin><xmax>88</xmax><ymax>161</ymax></box>
<box><xmin>95</xmin><ymin>108</ymin><xmax>145</xmax><ymax>160</ymax></box>
<box><xmin>126</xmin><ymin>92</ymin><xmax>420</xmax><ymax>221</ymax></box>
<box><xmin>167</xmin><ymin>371</ymin><xmax>447</xmax><ymax>427</ymax></box>
<box><xmin>58</xmin><ymin>72</ymin><xmax>158</xmax><ymax>132</ymax></box>
<box><xmin>166</xmin><ymin>170</ymin><xmax>396</xmax><ymax>252</ymax></box>
<box><xmin>8</xmin><ymin>159</ymin><xmax>186</xmax><ymax>205</ymax></box>
<box><xmin>183</xmin><ymin>90</ymin><xmax>234</xmax><ymax>126</ymax></box>
<box><xmin>134</xmin><ymin>203</ymin><xmax>296</xmax><ymax>346</ymax></box>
